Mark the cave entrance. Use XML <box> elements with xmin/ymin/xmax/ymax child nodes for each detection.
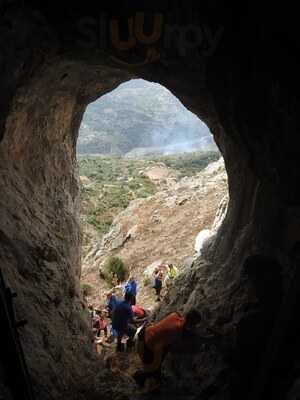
<box><xmin>0</xmin><ymin>54</ymin><xmax>234</xmax><ymax>399</ymax></box>
<box><xmin>0</xmin><ymin>54</ymin><xmax>294</xmax><ymax>400</ymax></box>
<box><xmin>76</xmin><ymin>77</ymin><xmax>228</xmax><ymax>338</ymax></box>
<box><xmin>0</xmin><ymin>3</ymin><xmax>298</xmax><ymax>399</ymax></box>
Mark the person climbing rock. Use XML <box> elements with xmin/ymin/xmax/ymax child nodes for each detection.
<box><xmin>112</xmin><ymin>291</ymin><xmax>137</xmax><ymax>352</ymax></box>
<box><xmin>124</xmin><ymin>276</ymin><xmax>137</xmax><ymax>305</ymax></box>
<box><xmin>133</xmin><ymin>311</ymin><xmax>186</xmax><ymax>392</ymax></box>
<box><xmin>152</xmin><ymin>267</ymin><xmax>163</xmax><ymax>301</ymax></box>
<box><xmin>133</xmin><ymin>309</ymin><xmax>222</xmax><ymax>393</ymax></box>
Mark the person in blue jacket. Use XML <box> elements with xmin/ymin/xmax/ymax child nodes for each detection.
<box><xmin>106</xmin><ymin>291</ymin><xmax>119</xmax><ymax>317</ymax></box>
<box><xmin>124</xmin><ymin>276</ymin><xmax>137</xmax><ymax>305</ymax></box>
<box><xmin>112</xmin><ymin>291</ymin><xmax>137</xmax><ymax>351</ymax></box>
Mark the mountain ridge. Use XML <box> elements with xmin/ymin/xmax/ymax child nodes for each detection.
<box><xmin>78</xmin><ymin>79</ymin><xmax>216</xmax><ymax>156</ymax></box>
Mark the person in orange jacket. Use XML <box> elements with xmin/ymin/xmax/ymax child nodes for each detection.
<box><xmin>133</xmin><ymin>309</ymin><xmax>219</xmax><ymax>392</ymax></box>
<box><xmin>133</xmin><ymin>312</ymin><xmax>186</xmax><ymax>391</ymax></box>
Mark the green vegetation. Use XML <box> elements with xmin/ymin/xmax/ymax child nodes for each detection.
<box><xmin>144</xmin><ymin>151</ymin><xmax>220</xmax><ymax>177</ymax></box>
<box><xmin>78</xmin><ymin>151</ymin><xmax>220</xmax><ymax>246</ymax></box>
<box><xmin>78</xmin><ymin>155</ymin><xmax>158</xmax><ymax>237</ymax></box>
<box><xmin>100</xmin><ymin>256</ymin><xmax>127</xmax><ymax>284</ymax></box>
<box><xmin>143</xmin><ymin>275</ymin><xmax>151</xmax><ymax>287</ymax></box>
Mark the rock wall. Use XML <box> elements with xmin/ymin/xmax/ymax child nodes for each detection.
<box><xmin>0</xmin><ymin>56</ymin><xmax>134</xmax><ymax>399</ymax></box>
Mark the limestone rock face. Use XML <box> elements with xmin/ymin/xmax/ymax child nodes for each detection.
<box><xmin>0</xmin><ymin>3</ymin><xmax>299</xmax><ymax>400</ymax></box>
<box><xmin>0</xmin><ymin>58</ymin><xmax>135</xmax><ymax>400</ymax></box>
<box><xmin>194</xmin><ymin>229</ymin><xmax>211</xmax><ymax>253</ymax></box>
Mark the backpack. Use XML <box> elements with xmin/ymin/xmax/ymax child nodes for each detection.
<box><xmin>124</xmin><ymin>282</ymin><xmax>132</xmax><ymax>294</ymax></box>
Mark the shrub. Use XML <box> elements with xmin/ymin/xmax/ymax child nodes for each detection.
<box><xmin>143</xmin><ymin>275</ymin><xmax>151</xmax><ymax>287</ymax></box>
<box><xmin>102</xmin><ymin>256</ymin><xmax>127</xmax><ymax>284</ymax></box>
<box><xmin>87</xmin><ymin>214</ymin><xmax>113</xmax><ymax>233</ymax></box>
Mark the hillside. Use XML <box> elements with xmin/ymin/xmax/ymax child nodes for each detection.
<box><xmin>77</xmin><ymin>79</ymin><xmax>217</xmax><ymax>156</ymax></box>
<box><xmin>79</xmin><ymin>151</ymin><xmax>220</xmax><ymax>256</ymax></box>
<box><xmin>79</xmin><ymin>152</ymin><xmax>227</xmax><ymax>309</ymax></box>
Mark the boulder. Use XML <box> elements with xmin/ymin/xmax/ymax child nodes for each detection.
<box><xmin>194</xmin><ymin>229</ymin><xmax>211</xmax><ymax>254</ymax></box>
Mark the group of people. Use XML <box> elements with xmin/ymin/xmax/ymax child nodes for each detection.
<box><xmin>89</xmin><ymin>276</ymin><xmax>147</xmax><ymax>351</ymax></box>
<box><xmin>89</xmin><ymin>264</ymin><xmax>179</xmax><ymax>346</ymax></box>
<box><xmin>87</xmin><ymin>264</ymin><xmax>180</xmax><ymax>392</ymax></box>
<box><xmin>89</xmin><ymin>297</ymin><xmax>189</xmax><ymax>393</ymax></box>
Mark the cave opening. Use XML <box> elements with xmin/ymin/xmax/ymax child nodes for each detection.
<box><xmin>0</xmin><ymin>56</ymin><xmax>236</xmax><ymax>399</ymax></box>
<box><xmin>76</xmin><ymin>78</ymin><xmax>227</xmax><ymax>317</ymax></box>
<box><xmin>0</xmin><ymin>3</ymin><xmax>299</xmax><ymax>400</ymax></box>
<box><xmin>73</xmin><ymin>75</ymin><xmax>231</xmax><ymax>397</ymax></box>
<box><xmin>0</xmin><ymin>57</ymin><xmax>290</xmax><ymax>400</ymax></box>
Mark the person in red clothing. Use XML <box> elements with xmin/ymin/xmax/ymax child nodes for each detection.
<box><xmin>94</xmin><ymin>310</ymin><xmax>108</xmax><ymax>339</ymax></box>
<box><xmin>133</xmin><ymin>312</ymin><xmax>186</xmax><ymax>391</ymax></box>
<box><xmin>132</xmin><ymin>304</ymin><xmax>147</xmax><ymax>319</ymax></box>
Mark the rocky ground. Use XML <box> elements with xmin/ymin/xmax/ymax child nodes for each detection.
<box><xmin>81</xmin><ymin>158</ymin><xmax>228</xmax><ymax>310</ymax></box>
<box><xmin>75</xmin><ymin>156</ymin><xmax>228</xmax><ymax>400</ymax></box>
